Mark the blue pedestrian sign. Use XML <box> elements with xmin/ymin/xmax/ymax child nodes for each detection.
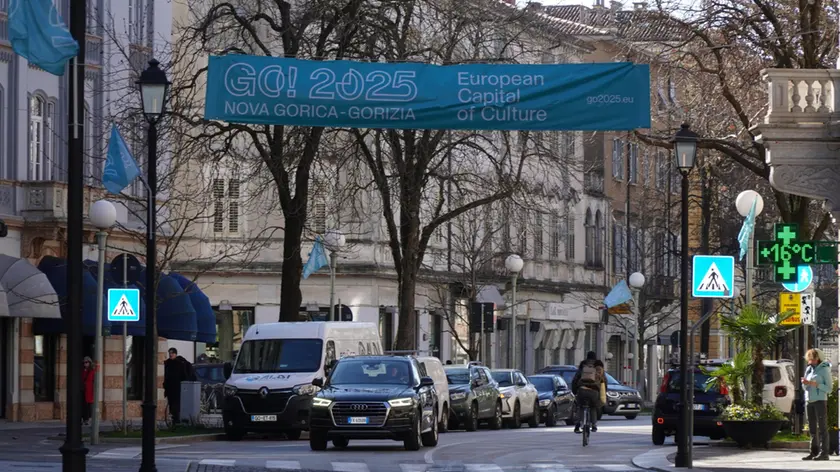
<box><xmin>692</xmin><ymin>255</ymin><xmax>735</xmax><ymax>298</ymax></box>
<box><xmin>108</xmin><ymin>288</ymin><xmax>140</xmax><ymax>322</ymax></box>
<box><xmin>781</xmin><ymin>265</ymin><xmax>813</xmax><ymax>293</ymax></box>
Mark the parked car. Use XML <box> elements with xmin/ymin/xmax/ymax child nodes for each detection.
<box><xmin>527</xmin><ymin>374</ymin><xmax>576</xmax><ymax>426</ymax></box>
<box><xmin>308</xmin><ymin>356</ymin><xmax>439</xmax><ymax>451</ymax></box>
<box><xmin>536</xmin><ymin>364</ymin><xmax>643</xmax><ymax>419</ymax></box>
<box><xmin>444</xmin><ymin>365</ymin><xmax>503</xmax><ymax>431</ymax></box>
<box><xmin>762</xmin><ymin>359</ymin><xmax>796</xmax><ymax>417</ymax></box>
<box><xmin>490</xmin><ymin>369</ymin><xmax>539</xmax><ymax>428</ymax></box>
<box><xmin>415</xmin><ymin>356</ymin><xmax>451</xmax><ymax>432</ymax></box>
<box><xmin>194</xmin><ymin>363</ymin><xmax>226</xmax><ymax>413</ymax></box>
<box><xmin>652</xmin><ymin>366</ymin><xmax>730</xmax><ymax>445</ymax></box>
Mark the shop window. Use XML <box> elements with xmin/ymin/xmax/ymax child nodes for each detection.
<box><xmin>126</xmin><ymin>336</ymin><xmax>145</xmax><ymax>401</ymax></box>
<box><xmin>34</xmin><ymin>335</ymin><xmax>57</xmax><ymax>402</ymax></box>
<box><xmin>379</xmin><ymin>309</ymin><xmax>394</xmax><ymax>352</ymax></box>
<box><xmin>325</xmin><ymin>340</ymin><xmax>336</xmax><ymax>366</ymax></box>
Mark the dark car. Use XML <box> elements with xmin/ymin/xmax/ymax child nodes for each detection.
<box><xmin>537</xmin><ymin>364</ymin><xmax>643</xmax><ymax>419</ymax></box>
<box><xmin>444</xmin><ymin>365</ymin><xmax>503</xmax><ymax>431</ymax></box>
<box><xmin>527</xmin><ymin>374</ymin><xmax>576</xmax><ymax>427</ymax></box>
<box><xmin>194</xmin><ymin>363</ymin><xmax>225</xmax><ymax>413</ymax></box>
<box><xmin>652</xmin><ymin>366</ymin><xmax>730</xmax><ymax>445</ymax></box>
<box><xmin>308</xmin><ymin>356</ymin><xmax>439</xmax><ymax>451</ymax></box>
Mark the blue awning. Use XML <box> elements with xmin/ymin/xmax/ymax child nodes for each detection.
<box><xmin>83</xmin><ymin>260</ymin><xmax>146</xmax><ymax>337</ymax></box>
<box><xmin>33</xmin><ymin>256</ymin><xmax>112</xmax><ymax>337</ymax></box>
<box><xmin>170</xmin><ymin>272</ymin><xmax>216</xmax><ymax>343</ymax></box>
<box><xmin>135</xmin><ymin>269</ymin><xmax>197</xmax><ymax>341</ymax></box>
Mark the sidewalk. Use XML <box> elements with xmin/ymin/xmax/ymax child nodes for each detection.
<box><xmin>634</xmin><ymin>445</ymin><xmax>839</xmax><ymax>472</ymax></box>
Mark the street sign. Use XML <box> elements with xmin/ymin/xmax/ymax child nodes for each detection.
<box><xmin>108</xmin><ymin>288</ymin><xmax>140</xmax><ymax>322</ymax></box>
<box><xmin>756</xmin><ymin>223</ymin><xmax>838</xmax><ymax>283</ymax></box>
<box><xmin>800</xmin><ymin>293</ymin><xmax>815</xmax><ymax>325</ymax></box>
<box><xmin>692</xmin><ymin>255</ymin><xmax>734</xmax><ymax>298</ymax></box>
<box><xmin>781</xmin><ymin>265</ymin><xmax>813</xmax><ymax>293</ymax></box>
<box><xmin>779</xmin><ymin>292</ymin><xmax>801</xmax><ymax>325</ymax></box>
<box><xmin>608</xmin><ymin>303</ymin><xmax>633</xmax><ymax>315</ymax></box>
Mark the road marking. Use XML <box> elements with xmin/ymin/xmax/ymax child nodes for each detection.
<box><xmin>332</xmin><ymin>462</ymin><xmax>370</xmax><ymax>472</ymax></box>
<box><xmin>199</xmin><ymin>459</ymin><xmax>236</xmax><ymax>466</ymax></box>
<box><xmin>465</xmin><ymin>465</ymin><xmax>504</xmax><ymax>472</ymax></box>
<box><xmin>529</xmin><ymin>464</ymin><xmax>570</xmax><ymax>471</ymax></box>
<box><xmin>400</xmin><ymin>465</ymin><xmax>429</xmax><ymax>472</ymax></box>
<box><xmin>596</xmin><ymin>465</ymin><xmax>638</xmax><ymax>471</ymax></box>
<box><xmin>266</xmin><ymin>460</ymin><xmax>302</xmax><ymax>469</ymax></box>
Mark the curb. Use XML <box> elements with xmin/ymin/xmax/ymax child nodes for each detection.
<box><xmin>47</xmin><ymin>433</ymin><xmax>225</xmax><ymax>444</ymax></box>
<box><xmin>632</xmin><ymin>448</ymin><xmax>714</xmax><ymax>472</ymax></box>
<box><xmin>716</xmin><ymin>441</ymin><xmax>810</xmax><ymax>451</ymax></box>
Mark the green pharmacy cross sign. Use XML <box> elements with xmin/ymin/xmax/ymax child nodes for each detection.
<box><xmin>756</xmin><ymin>223</ymin><xmax>838</xmax><ymax>283</ymax></box>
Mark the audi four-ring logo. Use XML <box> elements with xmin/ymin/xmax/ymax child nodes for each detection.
<box><xmin>350</xmin><ymin>404</ymin><xmax>368</xmax><ymax>410</ymax></box>
<box><xmin>259</xmin><ymin>387</ymin><xmax>270</xmax><ymax>398</ymax></box>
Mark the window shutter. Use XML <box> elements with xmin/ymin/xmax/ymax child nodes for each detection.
<box><xmin>213</xmin><ymin>179</ymin><xmax>225</xmax><ymax>233</ymax></box>
<box><xmin>228</xmin><ymin>179</ymin><xmax>240</xmax><ymax>233</ymax></box>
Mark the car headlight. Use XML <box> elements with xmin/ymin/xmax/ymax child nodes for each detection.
<box><xmin>539</xmin><ymin>399</ymin><xmax>551</xmax><ymax>407</ymax></box>
<box><xmin>388</xmin><ymin>398</ymin><xmax>414</xmax><ymax>407</ymax></box>
<box><xmin>224</xmin><ymin>385</ymin><xmax>237</xmax><ymax>397</ymax></box>
<box><xmin>293</xmin><ymin>383</ymin><xmax>317</xmax><ymax>396</ymax></box>
<box><xmin>607</xmin><ymin>391</ymin><xmax>620</xmax><ymax>398</ymax></box>
<box><xmin>450</xmin><ymin>392</ymin><xmax>466</xmax><ymax>400</ymax></box>
<box><xmin>499</xmin><ymin>393</ymin><xmax>506</xmax><ymax>399</ymax></box>
<box><xmin>312</xmin><ymin>397</ymin><xmax>332</xmax><ymax>407</ymax></box>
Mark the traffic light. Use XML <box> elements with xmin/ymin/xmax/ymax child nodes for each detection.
<box><xmin>469</xmin><ymin>302</ymin><xmax>494</xmax><ymax>333</ymax></box>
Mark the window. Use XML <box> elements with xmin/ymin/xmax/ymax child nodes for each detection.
<box><xmin>584</xmin><ymin>209</ymin><xmax>594</xmax><ymax>265</ymax></box>
<box><xmin>34</xmin><ymin>335</ymin><xmax>57</xmax><ymax>401</ymax></box>
<box><xmin>329</xmin><ymin>359</ymin><xmax>413</xmax><ymax>385</ymax></box>
<box><xmin>234</xmin><ymin>339</ymin><xmax>324</xmax><ymax>373</ymax></box>
<box><xmin>565</xmin><ymin>132</ymin><xmax>576</xmax><ymax>158</ymax></box>
<box><xmin>671</xmin><ymin>162</ymin><xmax>680</xmax><ymax>194</ymax></box>
<box><xmin>213</xmin><ymin>178</ymin><xmax>241</xmax><ymax>235</ymax></box>
<box><xmin>595</xmin><ymin>210</ymin><xmax>604</xmax><ymax>266</ymax></box>
<box><xmin>518</xmin><ymin>209</ymin><xmax>528</xmax><ymax>253</ymax></box>
<box><xmin>125</xmin><ymin>336</ymin><xmax>145</xmax><ymax>400</ymax></box>
<box><xmin>612</xmin><ymin>138</ymin><xmax>623</xmax><ymax>180</ymax></box>
<box><xmin>128</xmin><ymin>0</ymin><xmax>147</xmax><ymax>44</ymax></box>
<box><xmin>429</xmin><ymin>312</ymin><xmax>443</xmax><ymax>358</ymax></box>
<box><xmin>549</xmin><ymin>213</ymin><xmax>560</xmax><ymax>260</ymax></box>
<box><xmin>613</xmin><ymin>224</ymin><xmax>625</xmax><ymax>275</ymax></box>
<box><xmin>29</xmin><ymin>95</ymin><xmax>52</xmax><ymax>181</ymax></box>
<box><xmin>655</xmin><ymin>151</ymin><xmax>667</xmax><ymax>190</ymax></box>
<box><xmin>534</xmin><ymin>212</ymin><xmax>544</xmax><ymax>258</ymax></box>
<box><xmin>379</xmin><ymin>309</ymin><xmax>394</xmax><ymax>351</ymax></box>
<box><xmin>86</xmin><ymin>0</ymin><xmax>99</xmax><ymax>34</ymax></box>
<box><xmin>628</xmin><ymin>143</ymin><xmax>638</xmax><ymax>183</ymax></box>
<box><xmin>84</xmin><ymin>103</ymin><xmax>94</xmax><ymax>183</ymax></box>
<box><xmin>654</xmin><ymin>232</ymin><xmax>665</xmax><ymax>274</ymax></box>
<box><xmin>309</xmin><ymin>178</ymin><xmax>327</xmax><ymax>234</ymax></box>
<box><xmin>325</xmin><ymin>341</ymin><xmax>336</xmax><ymax>366</ymax></box>
<box><xmin>642</xmin><ymin>151</ymin><xmax>650</xmax><ymax>186</ymax></box>
<box><xmin>565</xmin><ymin>204</ymin><xmax>575</xmax><ymax>261</ymax></box>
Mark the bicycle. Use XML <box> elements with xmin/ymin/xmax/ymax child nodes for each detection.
<box><xmin>580</xmin><ymin>401</ymin><xmax>592</xmax><ymax>447</ymax></box>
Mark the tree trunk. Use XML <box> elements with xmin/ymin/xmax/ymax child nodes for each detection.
<box><xmin>279</xmin><ymin>212</ymin><xmax>305</xmax><ymax>322</ymax></box>
<box><xmin>395</xmin><ymin>265</ymin><xmax>418</xmax><ymax>350</ymax></box>
<box><xmin>751</xmin><ymin>346</ymin><xmax>765</xmax><ymax>405</ymax></box>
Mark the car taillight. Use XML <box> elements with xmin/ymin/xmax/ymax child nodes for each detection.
<box><xmin>775</xmin><ymin>386</ymin><xmax>787</xmax><ymax>398</ymax></box>
<box><xmin>719</xmin><ymin>379</ymin><xmax>729</xmax><ymax>396</ymax></box>
<box><xmin>660</xmin><ymin>373</ymin><xmax>670</xmax><ymax>393</ymax></box>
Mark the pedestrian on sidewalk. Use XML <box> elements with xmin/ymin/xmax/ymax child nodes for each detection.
<box><xmin>82</xmin><ymin>356</ymin><xmax>96</xmax><ymax>426</ymax></box>
<box><xmin>801</xmin><ymin>348</ymin><xmax>833</xmax><ymax>461</ymax></box>
<box><xmin>164</xmin><ymin>348</ymin><xmax>196</xmax><ymax>424</ymax></box>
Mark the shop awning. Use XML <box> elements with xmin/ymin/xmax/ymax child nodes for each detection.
<box><xmin>0</xmin><ymin>254</ymin><xmax>61</xmax><ymax>319</ymax></box>
<box><xmin>83</xmin><ymin>260</ymin><xmax>146</xmax><ymax>337</ymax></box>
<box><xmin>136</xmin><ymin>269</ymin><xmax>198</xmax><ymax>342</ymax></box>
<box><xmin>32</xmin><ymin>256</ymin><xmax>111</xmax><ymax>335</ymax></box>
<box><xmin>170</xmin><ymin>272</ymin><xmax>216</xmax><ymax>344</ymax></box>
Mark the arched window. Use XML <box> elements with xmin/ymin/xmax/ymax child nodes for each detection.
<box><xmin>565</xmin><ymin>203</ymin><xmax>575</xmax><ymax>261</ymax></box>
<box><xmin>595</xmin><ymin>210</ymin><xmax>604</xmax><ymax>266</ymax></box>
<box><xmin>29</xmin><ymin>95</ymin><xmax>46</xmax><ymax>180</ymax></box>
<box><xmin>584</xmin><ymin>209</ymin><xmax>594</xmax><ymax>265</ymax></box>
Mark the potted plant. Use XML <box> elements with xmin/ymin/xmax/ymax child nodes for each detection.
<box><xmin>716</xmin><ymin>304</ymin><xmax>794</xmax><ymax>447</ymax></box>
<box><xmin>829</xmin><ymin>377</ymin><xmax>838</xmax><ymax>455</ymax></box>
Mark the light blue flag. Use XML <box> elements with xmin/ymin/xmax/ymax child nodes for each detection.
<box><xmin>302</xmin><ymin>237</ymin><xmax>329</xmax><ymax>279</ymax></box>
<box><xmin>103</xmin><ymin>125</ymin><xmax>142</xmax><ymax>194</ymax></box>
<box><xmin>9</xmin><ymin>0</ymin><xmax>80</xmax><ymax>76</ymax></box>
<box><xmin>737</xmin><ymin>197</ymin><xmax>757</xmax><ymax>260</ymax></box>
<box><xmin>604</xmin><ymin>280</ymin><xmax>633</xmax><ymax>308</ymax></box>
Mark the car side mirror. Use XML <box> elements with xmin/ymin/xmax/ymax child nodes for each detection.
<box><xmin>312</xmin><ymin>377</ymin><xmax>324</xmax><ymax>387</ymax></box>
<box><xmin>470</xmin><ymin>378</ymin><xmax>480</xmax><ymax>387</ymax></box>
<box><xmin>223</xmin><ymin>362</ymin><xmax>233</xmax><ymax>380</ymax></box>
<box><xmin>419</xmin><ymin>376</ymin><xmax>434</xmax><ymax>387</ymax></box>
<box><xmin>517</xmin><ymin>380</ymin><xmax>527</xmax><ymax>387</ymax></box>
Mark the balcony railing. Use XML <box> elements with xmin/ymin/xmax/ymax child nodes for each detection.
<box><xmin>763</xmin><ymin>69</ymin><xmax>840</xmax><ymax>125</ymax></box>
<box><xmin>584</xmin><ymin>171</ymin><xmax>604</xmax><ymax>195</ymax></box>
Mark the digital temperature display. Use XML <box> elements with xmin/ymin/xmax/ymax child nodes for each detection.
<box><xmin>755</xmin><ymin>223</ymin><xmax>838</xmax><ymax>282</ymax></box>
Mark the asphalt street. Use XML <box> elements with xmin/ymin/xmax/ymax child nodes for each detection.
<box><xmin>0</xmin><ymin>416</ymin><xmax>659</xmax><ymax>472</ymax></box>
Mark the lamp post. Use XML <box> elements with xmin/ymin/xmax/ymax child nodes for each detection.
<box><xmin>814</xmin><ymin>297</ymin><xmax>822</xmax><ymax>347</ymax></box>
<box><xmin>672</xmin><ymin>123</ymin><xmax>699</xmax><ymax>468</ymax></box>
<box><xmin>735</xmin><ymin>190</ymin><xmax>764</xmax><ymax>306</ymax></box>
<box><xmin>629</xmin><ymin>272</ymin><xmax>645</xmax><ymax>392</ymax></box>
<box><xmin>89</xmin><ymin>200</ymin><xmax>117</xmax><ymax>445</ymax></box>
<box><xmin>324</xmin><ymin>229</ymin><xmax>346</xmax><ymax>321</ymax></box>
<box><xmin>137</xmin><ymin>58</ymin><xmax>170</xmax><ymax>472</ymax></box>
<box><xmin>506</xmin><ymin>254</ymin><xmax>524</xmax><ymax>369</ymax></box>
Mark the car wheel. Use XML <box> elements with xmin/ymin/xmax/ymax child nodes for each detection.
<box><xmin>465</xmin><ymin>402</ymin><xmax>479</xmax><ymax>432</ymax></box>
<box><xmin>404</xmin><ymin>412</ymin><xmax>422</xmax><ymax>451</ymax></box>
<box><xmin>284</xmin><ymin>429</ymin><xmax>302</xmax><ymax>440</ymax></box>
<box><xmin>421</xmin><ymin>410</ymin><xmax>439</xmax><ymax>447</ymax></box>
<box><xmin>506</xmin><ymin>402</ymin><xmax>521</xmax><ymax>428</ymax></box>
<box><xmin>309</xmin><ymin>430</ymin><xmax>328</xmax><ymax>451</ymax></box>
<box><xmin>332</xmin><ymin>437</ymin><xmax>349</xmax><ymax>449</ymax></box>
<box><xmin>224</xmin><ymin>426</ymin><xmax>244</xmax><ymax>441</ymax></box>
<box><xmin>527</xmin><ymin>401</ymin><xmax>539</xmax><ymax>428</ymax></box>
<box><xmin>545</xmin><ymin>405</ymin><xmax>557</xmax><ymax>427</ymax></box>
<box><xmin>439</xmin><ymin>403</ymin><xmax>449</xmax><ymax>433</ymax></box>
<box><xmin>489</xmin><ymin>401</ymin><xmax>503</xmax><ymax>430</ymax></box>
<box><xmin>652</xmin><ymin>426</ymin><xmax>666</xmax><ymax>446</ymax></box>
<box><xmin>625</xmin><ymin>414</ymin><xmax>638</xmax><ymax>420</ymax></box>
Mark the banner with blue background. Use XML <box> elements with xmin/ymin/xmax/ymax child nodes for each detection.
<box><xmin>205</xmin><ymin>55</ymin><xmax>651</xmax><ymax>131</ymax></box>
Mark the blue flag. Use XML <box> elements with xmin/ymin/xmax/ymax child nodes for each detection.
<box><xmin>604</xmin><ymin>280</ymin><xmax>632</xmax><ymax>308</ymax></box>
<box><xmin>737</xmin><ymin>197</ymin><xmax>757</xmax><ymax>260</ymax></box>
<box><xmin>103</xmin><ymin>125</ymin><xmax>142</xmax><ymax>194</ymax></box>
<box><xmin>9</xmin><ymin>0</ymin><xmax>79</xmax><ymax>76</ymax></box>
<box><xmin>302</xmin><ymin>237</ymin><xmax>329</xmax><ymax>279</ymax></box>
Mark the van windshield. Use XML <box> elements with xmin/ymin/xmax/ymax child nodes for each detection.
<box><xmin>234</xmin><ymin>339</ymin><xmax>323</xmax><ymax>373</ymax></box>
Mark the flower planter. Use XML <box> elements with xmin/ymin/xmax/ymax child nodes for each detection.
<box><xmin>722</xmin><ymin>420</ymin><xmax>784</xmax><ymax>448</ymax></box>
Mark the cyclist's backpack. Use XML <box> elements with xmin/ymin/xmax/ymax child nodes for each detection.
<box><xmin>580</xmin><ymin>362</ymin><xmax>600</xmax><ymax>386</ymax></box>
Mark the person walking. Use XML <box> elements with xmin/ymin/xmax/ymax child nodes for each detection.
<box><xmin>572</xmin><ymin>351</ymin><xmax>606</xmax><ymax>433</ymax></box>
<box><xmin>82</xmin><ymin>357</ymin><xmax>96</xmax><ymax>426</ymax></box>
<box><xmin>802</xmin><ymin>348</ymin><xmax>833</xmax><ymax>461</ymax></box>
<box><xmin>164</xmin><ymin>348</ymin><xmax>196</xmax><ymax>423</ymax></box>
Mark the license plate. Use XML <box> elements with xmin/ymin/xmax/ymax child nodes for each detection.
<box><xmin>626</xmin><ymin>403</ymin><xmax>638</xmax><ymax>408</ymax></box>
<box><xmin>348</xmin><ymin>417</ymin><xmax>369</xmax><ymax>424</ymax></box>
<box><xmin>693</xmin><ymin>404</ymin><xmax>706</xmax><ymax>411</ymax></box>
<box><xmin>251</xmin><ymin>415</ymin><xmax>277</xmax><ymax>422</ymax></box>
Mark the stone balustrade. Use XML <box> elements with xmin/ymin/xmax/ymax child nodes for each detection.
<box><xmin>763</xmin><ymin>68</ymin><xmax>840</xmax><ymax>125</ymax></box>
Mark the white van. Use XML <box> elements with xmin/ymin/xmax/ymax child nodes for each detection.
<box><xmin>221</xmin><ymin>321</ymin><xmax>382</xmax><ymax>440</ymax></box>
<box><xmin>416</xmin><ymin>356</ymin><xmax>451</xmax><ymax>433</ymax></box>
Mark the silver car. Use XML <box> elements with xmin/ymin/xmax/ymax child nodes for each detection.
<box><xmin>490</xmin><ymin>369</ymin><xmax>540</xmax><ymax>428</ymax></box>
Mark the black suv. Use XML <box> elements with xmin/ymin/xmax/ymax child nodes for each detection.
<box><xmin>309</xmin><ymin>356</ymin><xmax>439</xmax><ymax>451</ymax></box>
<box><xmin>652</xmin><ymin>366</ymin><xmax>730</xmax><ymax>445</ymax></box>
<box><xmin>537</xmin><ymin>365</ymin><xmax>643</xmax><ymax>419</ymax></box>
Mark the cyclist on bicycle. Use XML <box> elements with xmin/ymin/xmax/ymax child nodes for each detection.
<box><xmin>571</xmin><ymin>351</ymin><xmax>606</xmax><ymax>434</ymax></box>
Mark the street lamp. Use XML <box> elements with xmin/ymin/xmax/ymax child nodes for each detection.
<box><xmin>735</xmin><ymin>190</ymin><xmax>764</xmax><ymax>305</ymax></box>
<box><xmin>672</xmin><ymin>123</ymin><xmax>699</xmax><ymax>468</ymax></box>
<box><xmin>628</xmin><ymin>272</ymin><xmax>645</xmax><ymax>391</ymax></box>
<box><xmin>505</xmin><ymin>254</ymin><xmax>524</xmax><ymax>369</ymax></box>
<box><xmin>324</xmin><ymin>229</ymin><xmax>346</xmax><ymax>322</ymax></box>
<box><xmin>137</xmin><ymin>58</ymin><xmax>170</xmax><ymax>472</ymax></box>
<box><xmin>89</xmin><ymin>200</ymin><xmax>117</xmax><ymax>445</ymax></box>
<box><xmin>814</xmin><ymin>297</ymin><xmax>822</xmax><ymax>347</ymax></box>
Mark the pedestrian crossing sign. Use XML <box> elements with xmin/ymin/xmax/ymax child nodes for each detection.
<box><xmin>107</xmin><ymin>288</ymin><xmax>140</xmax><ymax>322</ymax></box>
<box><xmin>692</xmin><ymin>255</ymin><xmax>735</xmax><ymax>299</ymax></box>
